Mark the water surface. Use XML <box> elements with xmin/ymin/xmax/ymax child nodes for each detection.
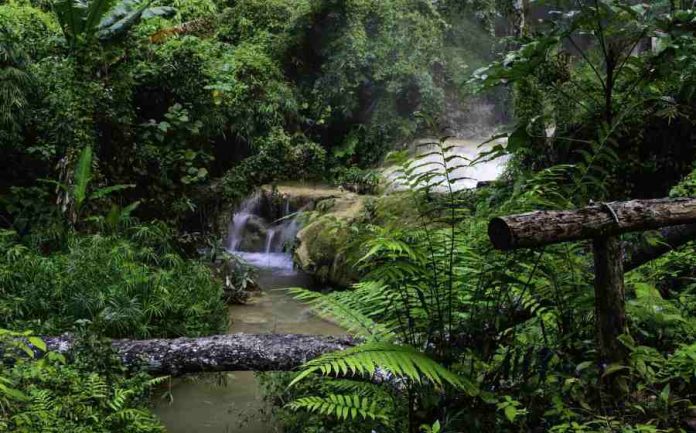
<box><xmin>154</xmin><ymin>265</ymin><xmax>343</xmax><ymax>433</ymax></box>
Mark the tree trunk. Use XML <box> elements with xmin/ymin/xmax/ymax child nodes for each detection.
<box><xmin>41</xmin><ymin>333</ymin><xmax>355</xmax><ymax>375</ymax></box>
<box><xmin>593</xmin><ymin>236</ymin><xmax>628</xmax><ymax>366</ymax></box>
<box><xmin>489</xmin><ymin>198</ymin><xmax>696</xmax><ymax>250</ymax></box>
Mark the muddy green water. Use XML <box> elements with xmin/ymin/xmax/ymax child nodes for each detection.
<box><xmin>153</xmin><ymin>265</ymin><xmax>345</xmax><ymax>433</ymax></box>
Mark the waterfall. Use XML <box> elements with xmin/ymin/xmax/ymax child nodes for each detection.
<box><xmin>227</xmin><ymin>194</ymin><xmax>259</xmax><ymax>251</ymax></box>
<box><xmin>226</xmin><ymin>192</ymin><xmax>300</xmax><ymax>272</ymax></box>
<box><xmin>265</xmin><ymin>229</ymin><xmax>276</xmax><ymax>253</ymax></box>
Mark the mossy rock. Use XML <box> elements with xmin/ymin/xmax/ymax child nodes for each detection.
<box><xmin>293</xmin><ymin>196</ymin><xmax>365</xmax><ymax>287</ymax></box>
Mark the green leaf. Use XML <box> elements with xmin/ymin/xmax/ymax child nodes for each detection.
<box><xmin>89</xmin><ymin>184</ymin><xmax>135</xmax><ymax>200</ymax></box>
<box><xmin>73</xmin><ymin>144</ymin><xmax>93</xmax><ymax>208</ymax></box>
<box><xmin>0</xmin><ymin>382</ymin><xmax>28</xmax><ymax>401</ymax></box>
<box><xmin>504</xmin><ymin>405</ymin><xmax>517</xmax><ymax>422</ymax></box>
<box><xmin>289</xmin><ymin>342</ymin><xmax>476</xmax><ymax>395</ymax></box>
<box><xmin>432</xmin><ymin>420</ymin><xmax>441</xmax><ymax>433</ymax></box>
<box><xmin>601</xmin><ymin>364</ymin><xmax>629</xmax><ymax>378</ymax></box>
<box><xmin>660</xmin><ymin>384</ymin><xmax>671</xmax><ymax>402</ymax></box>
<box><xmin>28</xmin><ymin>336</ymin><xmax>46</xmax><ymax>352</ymax></box>
<box><xmin>84</xmin><ymin>0</ymin><xmax>115</xmax><ymax>37</ymax></box>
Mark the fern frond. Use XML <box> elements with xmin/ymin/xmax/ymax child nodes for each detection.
<box><xmin>287</xmin><ymin>393</ymin><xmax>387</xmax><ymax>421</ymax></box>
<box><xmin>108</xmin><ymin>387</ymin><xmax>134</xmax><ymax>411</ymax></box>
<box><xmin>290</xmin><ymin>342</ymin><xmax>476</xmax><ymax>394</ymax></box>
<box><xmin>327</xmin><ymin>379</ymin><xmax>386</xmax><ymax>396</ymax></box>
<box><xmin>289</xmin><ymin>287</ymin><xmax>393</xmax><ymax>340</ymax></box>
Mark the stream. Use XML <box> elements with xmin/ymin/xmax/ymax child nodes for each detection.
<box><xmin>154</xmin><ymin>194</ymin><xmax>344</xmax><ymax>433</ymax></box>
<box><xmin>153</xmin><ymin>142</ymin><xmax>506</xmax><ymax>432</ymax></box>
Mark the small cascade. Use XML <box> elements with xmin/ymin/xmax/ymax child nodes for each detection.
<box><xmin>227</xmin><ymin>194</ymin><xmax>260</xmax><ymax>251</ymax></box>
<box><xmin>226</xmin><ymin>192</ymin><xmax>300</xmax><ymax>271</ymax></box>
<box><xmin>264</xmin><ymin>229</ymin><xmax>276</xmax><ymax>253</ymax></box>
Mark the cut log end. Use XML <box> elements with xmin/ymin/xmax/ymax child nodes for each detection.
<box><xmin>488</xmin><ymin>217</ymin><xmax>514</xmax><ymax>250</ymax></box>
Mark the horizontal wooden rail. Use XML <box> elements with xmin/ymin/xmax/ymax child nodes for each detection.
<box><xmin>489</xmin><ymin>198</ymin><xmax>696</xmax><ymax>250</ymax></box>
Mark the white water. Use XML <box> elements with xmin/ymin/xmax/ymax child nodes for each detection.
<box><xmin>226</xmin><ymin>193</ymin><xmax>301</xmax><ymax>273</ymax></box>
<box><xmin>227</xmin><ymin>194</ymin><xmax>261</xmax><ymax>251</ymax></box>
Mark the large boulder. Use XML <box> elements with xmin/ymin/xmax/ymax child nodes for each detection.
<box><xmin>293</xmin><ymin>194</ymin><xmax>366</xmax><ymax>288</ymax></box>
<box><xmin>259</xmin><ymin>183</ymin><xmax>346</xmax><ymax>211</ymax></box>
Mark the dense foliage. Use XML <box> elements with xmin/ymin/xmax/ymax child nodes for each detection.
<box><xmin>5</xmin><ymin>0</ymin><xmax>696</xmax><ymax>432</ymax></box>
<box><xmin>273</xmin><ymin>2</ymin><xmax>696</xmax><ymax>432</ymax></box>
<box><xmin>0</xmin><ymin>330</ymin><xmax>165</xmax><ymax>432</ymax></box>
<box><xmin>0</xmin><ymin>228</ymin><xmax>227</xmax><ymax>338</ymax></box>
<box><xmin>0</xmin><ymin>0</ymin><xmax>452</xmax><ymax>233</ymax></box>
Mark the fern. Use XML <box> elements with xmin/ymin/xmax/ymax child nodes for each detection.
<box><xmin>287</xmin><ymin>393</ymin><xmax>388</xmax><ymax>421</ymax></box>
<box><xmin>289</xmin><ymin>342</ymin><xmax>476</xmax><ymax>394</ymax></box>
<box><xmin>289</xmin><ymin>287</ymin><xmax>395</xmax><ymax>340</ymax></box>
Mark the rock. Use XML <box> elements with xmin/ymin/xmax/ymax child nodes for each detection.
<box><xmin>293</xmin><ymin>195</ymin><xmax>365</xmax><ymax>288</ymax></box>
<box><xmin>236</xmin><ymin>214</ymin><xmax>268</xmax><ymax>251</ymax></box>
<box><xmin>260</xmin><ymin>183</ymin><xmax>344</xmax><ymax>210</ymax></box>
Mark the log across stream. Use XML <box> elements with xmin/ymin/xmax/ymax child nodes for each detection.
<box><xmin>153</xmin><ymin>260</ymin><xmax>346</xmax><ymax>433</ymax></box>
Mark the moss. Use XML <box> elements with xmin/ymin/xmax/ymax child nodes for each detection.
<box><xmin>294</xmin><ymin>195</ymin><xmax>364</xmax><ymax>287</ymax></box>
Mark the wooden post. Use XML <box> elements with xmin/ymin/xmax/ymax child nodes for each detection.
<box><xmin>488</xmin><ymin>198</ymin><xmax>696</xmax><ymax>368</ymax></box>
<box><xmin>592</xmin><ymin>235</ymin><xmax>628</xmax><ymax>365</ymax></box>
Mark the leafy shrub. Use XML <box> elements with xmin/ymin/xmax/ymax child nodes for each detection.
<box><xmin>279</xmin><ymin>138</ymin><xmax>696</xmax><ymax>432</ymax></box>
<box><xmin>0</xmin><ymin>330</ymin><xmax>165</xmax><ymax>433</ymax></box>
<box><xmin>333</xmin><ymin>166</ymin><xmax>380</xmax><ymax>194</ymax></box>
<box><xmin>0</xmin><ymin>3</ymin><xmax>59</xmax><ymax>59</ymax></box>
<box><xmin>0</xmin><ymin>228</ymin><xmax>227</xmax><ymax>338</ymax></box>
<box><xmin>258</xmin><ymin>371</ymin><xmax>405</xmax><ymax>433</ymax></box>
<box><xmin>217</xmin><ymin>0</ymin><xmax>309</xmax><ymax>44</ymax></box>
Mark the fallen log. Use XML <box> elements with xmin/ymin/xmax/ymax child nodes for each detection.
<box><xmin>489</xmin><ymin>198</ymin><xmax>696</xmax><ymax>250</ymax></box>
<box><xmin>41</xmin><ymin>333</ymin><xmax>355</xmax><ymax>375</ymax></box>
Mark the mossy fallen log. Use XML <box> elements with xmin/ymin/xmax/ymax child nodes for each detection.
<box><xmin>41</xmin><ymin>333</ymin><xmax>355</xmax><ymax>375</ymax></box>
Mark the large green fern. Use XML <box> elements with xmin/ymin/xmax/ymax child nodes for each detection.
<box><xmin>287</xmin><ymin>393</ymin><xmax>388</xmax><ymax>421</ymax></box>
<box><xmin>289</xmin><ymin>341</ymin><xmax>476</xmax><ymax>394</ymax></box>
<box><xmin>289</xmin><ymin>285</ymin><xmax>396</xmax><ymax>340</ymax></box>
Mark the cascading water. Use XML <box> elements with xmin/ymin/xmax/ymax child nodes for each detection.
<box><xmin>226</xmin><ymin>192</ymin><xmax>301</xmax><ymax>273</ymax></box>
<box><xmin>227</xmin><ymin>194</ymin><xmax>258</xmax><ymax>251</ymax></box>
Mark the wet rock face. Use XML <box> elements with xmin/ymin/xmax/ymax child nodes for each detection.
<box><xmin>293</xmin><ymin>195</ymin><xmax>365</xmax><ymax>288</ymax></box>
<box><xmin>226</xmin><ymin>184</ymin><xmax>367</xmax><ymax>287</ymax></box>
<box><xmin>236</xmin><ymin>215</ymin><xmax>268</xmax><ymax>251</ymax></box>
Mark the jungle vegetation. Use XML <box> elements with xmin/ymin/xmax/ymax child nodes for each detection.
<box><xmin>3</xmin><ymin>0</ymin><xmax>696</xmax><ymax>432</ymax></box>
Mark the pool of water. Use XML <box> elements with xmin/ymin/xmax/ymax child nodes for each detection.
<box><xmin>153</xmin><ymin>261</ymin><xmax>344</xmax><ymax>433</ymax></box>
